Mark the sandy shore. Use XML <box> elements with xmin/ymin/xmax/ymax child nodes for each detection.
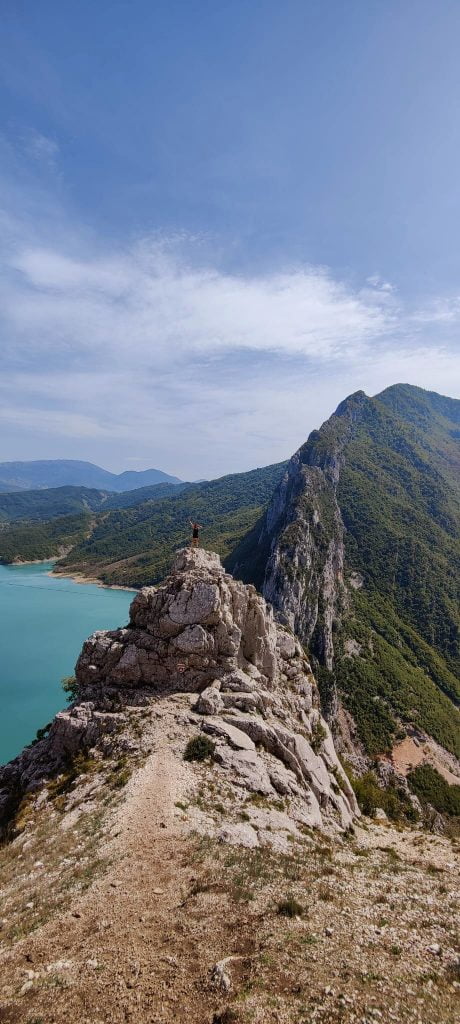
<box><xmin>49</xmin><ymin>567</ymin><xmax>137</xmax><ymax>592</ymax></box>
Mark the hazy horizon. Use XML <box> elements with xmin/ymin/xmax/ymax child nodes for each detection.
<box><xmin>0</xmin><ymin>380</ymin><xmax>456</xmax><ymax>479</ymax></box>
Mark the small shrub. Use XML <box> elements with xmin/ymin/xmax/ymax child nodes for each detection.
<box><xmin>184</xmin><ymin>735</ymin><xmax>215</xmax><ymax>762</ymax></box>
<box><xmin>310</xmin><ymin>720</ymin><xmax>327</xmax><ymax>754</ymax></box>
<box><xmin>212</xmin><ymin>1009</ymin><xmax>241</xmax><ymax>1024</ymax></box>
<box><xmin>426</xmin><ymin>861</ymin><xmax>443</xmax><ymax>875</ymax></box>
<box><xmin>407</xmin><ymin>763</ymin><xmax>460</xmax><ymax>817</ymax></box>
<box><xmin>61</xmin><ymin>675</ymin><xmax>79</xmax><ymax>703</ymax></box>
<box><xmin>349</xmin><ymin>768</ymin><xmax>417</xmax><ymax>822</ymax></box>
<box><xmin>446</xmin><ymin>959</ymin><xmax>460</xmax><ymax>983</ymax></box>
<box><xmin>35</xmin><ymin>722</ymin><xmax>52</xmax><ymax>742</ymax></box>
<box><xmin>13</xmin><ymin>793</ymin><xmax>35</xmax><ymax>833</ymax></box>
<box><xmin>317</xmin><ymin>882</ymin><xmax>335</xmax><ymax>902</ymax></box>
<box><xmin>277</xmin><ymin>893</ymin><xmax>304</xmax><ymax>918</ymax></box>
<box><xmin>108</xmin><ymin>767</ymin><xmax>131</xmax><ymax>789</ymax></box>
<box><xmin>107</xmin><ymin>756</ymin><xmax>131</xmax><ymax>789</ymax></box>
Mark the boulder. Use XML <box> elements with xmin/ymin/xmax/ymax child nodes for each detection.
<box><xmin>194</xmin><ymin>686</ymin><xmax>224</xmax><ymax>716</ymax></box>
<box><xmin>218</xmin><ymin>823</ymin><xmax>259</xmax><ymax>848</ymax></box>
<box><xmin>202</xmin><ymin>718</ymin><xmax>256</xmax><ymax>752</ymax></box>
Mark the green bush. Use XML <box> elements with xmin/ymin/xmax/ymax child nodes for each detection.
<box><xmin>61</xmin><ymin>675</ymin><xmax>79</xmax><ymax>702</ymax></box>
<box><xmin>407</xmin><ymin>763</ymin><xmax>460</xmax><ymax>816</ymax></box>
<box><xmin>184</xmin><ymin>734</ymin><xmax>215</xmax><ymax>763</ymax></box>
<box><xmin>277</xmin><ymin>893</ymin><xmax>304</xmax><ymax>918</ymax></box>
<box><xmin>35</xmin><ymin>722</ymin><xmax>52</xmax><ymax>742</ymax></box>
<box><xmin>107</xmin><ymin>759</ymin><xmax>131</xmax><ymax>789</ymax></box>
<box><xmin>348</xmin><ymin>768</ymin><xmax>418</xmax><ymax>822</ymax></box>
<box><xmin>310</xmin><ymin>719</ymin><xmax>327</xmax><ymax>753</ymax></box>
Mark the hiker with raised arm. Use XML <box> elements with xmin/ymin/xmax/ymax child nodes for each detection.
<box><xmin>190</xmin><ymin>520</ymin><xmax>202</xmax><ymax>547</ymax></box>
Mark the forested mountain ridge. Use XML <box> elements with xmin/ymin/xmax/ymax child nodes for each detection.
<box><xmin>55</xmin><ymin>462</ymin><xmax>287</xmax><ymax>586</ymax></box>
<box><xmin>0</xmin><ymin>515</ymin><xmax>93</xmax><ymax>564</ymax></box>
<box><xmin>0</xmin><ymin>459</ymin><xmax>181</xmax><ymax>492</ymax></box>
<box><xmin>230</xmin><ymin>385</ymin><xmax>460</xmax><ymax>762</ymax></box>
<box><xmin>0</xmin><ymin>486</ymin><xmax>110</xmax><ymax>522</ymax></box>
<box><xmin>0</xmin><ymin>465</ymin><xmax>285</xmax><ymax>571</ymax></box>
<box><xmin>0</xmin><ymin>482</ymin><xmax>192</xmax><ymax>523</ymax></box>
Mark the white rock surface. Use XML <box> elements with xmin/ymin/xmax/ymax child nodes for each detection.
<box><xmin>0</xmin><ymin>547</ymin><xmax>358</xmax><ymax>837</ymax></box>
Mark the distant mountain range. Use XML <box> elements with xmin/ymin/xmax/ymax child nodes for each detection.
<box><xmin>0</xmin><ymin>466</ymin><xmax>285</xmax><ymax>578</ymax></box>
<box><xmin>0</xmin><ymin>460</ymin><xmax>182</xmax><ymax>493</ymax></box>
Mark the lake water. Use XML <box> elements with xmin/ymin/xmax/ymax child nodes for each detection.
<box><xmin>0</xmin><ymin>562</ymin><xmax>133</xmax><ymax>765</ymax></box>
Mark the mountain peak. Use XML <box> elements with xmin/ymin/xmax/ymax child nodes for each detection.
<box><xmin>334</xmin><ymin>389</ymin><xmax>369</xmax><ymax>418</ymax></box>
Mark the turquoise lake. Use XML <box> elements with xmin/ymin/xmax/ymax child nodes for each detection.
<box><xmin>0</xmin><ymin>562</ymin><xmax>133</xmax><ymax>766</ymax></box>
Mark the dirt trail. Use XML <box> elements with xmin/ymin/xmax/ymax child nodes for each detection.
<box><xmin>2</xmin><ymin>730</ymin><xmax>230</xmax><ymax>1024</ymax></box>
<box><xmin>1</xmin><ymin>721</ymin><xmax>459</xmax><ymax>1024</ymax></box>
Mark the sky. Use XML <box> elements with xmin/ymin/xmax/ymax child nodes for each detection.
<box><xmin>1</xmin><ymin>0</ymin><xmax>460</xmax><ymax>480</ymax></box>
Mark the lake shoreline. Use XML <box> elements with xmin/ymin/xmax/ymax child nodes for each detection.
<box><xmin>0</xmin><ymin>562</ymin><xmax>133</xmax><ymax>764</ymax></box>
<box><xmin>4</xmin><ymin>556</ymin><xmax>137</xmax><ymax>592</ymax></box>
<box><xmin>49</xmin><ymin>567</ymin><xmax>137</xmax><ymax>592</ymax></box>
<box><xmin>8</xmin><ymin>557</ymin><xmax>58</xmax><ymax>566</ymax></box>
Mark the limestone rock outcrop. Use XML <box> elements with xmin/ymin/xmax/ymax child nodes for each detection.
<box><xmin>0</xmin><ymin>548</ymin><xmax>358</xmax><ymax>836</ymax></box>
<box><xmin>227</xmin><ymin>398</ymin><xmax>365</xmax><ymax>718</ymax></box>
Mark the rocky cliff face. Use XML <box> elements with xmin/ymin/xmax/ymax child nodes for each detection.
<box><xmin>229</xmin><ymin>386</ymin><xmax>460</xmax><ymax>780</ymax></box>
<box><xmin>229</xmin><ymin>396</ymin><xmax>365</xmax><ymax>719</ymax></box>
<box><xmin>0</xmin><ymin>547</ymin><xmax>358</xmax><ymax>840</ymax></box>
<box><xmin>262</xmin><ymin>457</ymin><xmax>345</xmax><ymax>676</ymax></box>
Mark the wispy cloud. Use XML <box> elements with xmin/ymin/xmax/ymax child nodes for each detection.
<box><xmin>0</xmin><ymin>146</ymin><xmax>459</xmax><ymax>476</ymax></box>
<box><xmin>3</xmin><ymin>237</ymin><xmax>396</xmax><ymax>366</ymax></box>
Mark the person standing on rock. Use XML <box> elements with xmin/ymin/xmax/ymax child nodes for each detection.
<box><xmin>190</xmin><ymin>520</ymin><xmax>202</xmax><ymax>547</ymax></box>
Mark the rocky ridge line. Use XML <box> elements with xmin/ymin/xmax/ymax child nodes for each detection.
<box><xmin>0</xmin><ymin>547</ymin><xmax>358</xmax><ymax>841</ymax></box>
<box><xmin>228</xmin><ymin>398</ymin><xmax>366</xmax><ymax>724</ymax></box>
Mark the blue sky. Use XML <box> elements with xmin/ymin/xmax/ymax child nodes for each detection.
<box><xmin>1</xmin><ymin>0</ymin><xmax>460</xmax><ymax>478</ymax></box>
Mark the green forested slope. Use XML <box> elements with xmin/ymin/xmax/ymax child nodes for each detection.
<box><xmin>338</xmin><ymin>387</ymin><xmax>460</xmax><ymax>671</ymax></box>
<box><xmin>0</xmin><ymin>481</ymin><xmax>193</xmax><ymax>522</ymax></box>
<box><xmin>57</xmin><ymin>463</ymin><xmax>286</xmax><ymax>586</ymax></box>
<box><xmin>0</xmin><ymin>514</ymin><xmax>91</xmax><ymax>563</ymax></box>
<box><xmin>104</xmin><ymin>482</ymin><xmax>191</xmax><ymax>509</ymax></box>
<box><xmin>332</xmin><ymin>386</ymin><xmax>460</xmax><ymax>755</ymax></box>
<box><xmin>0</xmin><ymin>486</ymin><xmax>109</xmax><ymax>523</ymax></box>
